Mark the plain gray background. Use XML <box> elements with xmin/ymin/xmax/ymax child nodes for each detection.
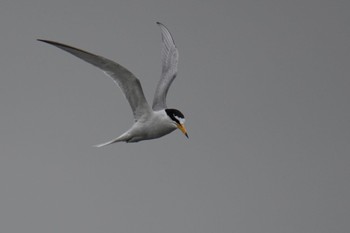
<box><xmin>0</xmin><ymin>0</ymin><xmax>349</xmax><ymax>232</ymax></box>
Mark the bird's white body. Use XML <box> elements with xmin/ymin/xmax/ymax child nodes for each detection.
<box><xmin>111</xmin><ymin>110</ymin><xmax>177</xmax><ymax>144</ymax></box>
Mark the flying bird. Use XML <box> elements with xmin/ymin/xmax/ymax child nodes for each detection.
<box><xmin>38</xmin><ymin>22</ymin><xmax>188</xmax><ymax>147</ymax></box>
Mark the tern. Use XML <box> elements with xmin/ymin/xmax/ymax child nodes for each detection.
<box><xmin>38</xmin><ymin>22</ymin><xmax>188</xmax><ymax>147</ymax></box>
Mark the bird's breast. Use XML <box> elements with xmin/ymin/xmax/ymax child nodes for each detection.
<box><xmin>131</xmin><ymin>113</ymin><xmax>176</xmax><ymax>140</ymax></box>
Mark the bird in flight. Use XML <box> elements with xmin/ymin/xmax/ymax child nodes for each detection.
<box><xmin>38</xmin><ymin>22</ymin><xmax>188</xmax><ymax>147</ymax></box>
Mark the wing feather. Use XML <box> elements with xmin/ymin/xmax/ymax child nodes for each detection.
<box><xmin>38</xmin><ymin>39</ymin><xmax>151</xmax><ymax>120</ymax></box>
<box><xmin>152</xmin><ymin>22</ymin><xmax>179</xmax><ymax>111</ymax></box>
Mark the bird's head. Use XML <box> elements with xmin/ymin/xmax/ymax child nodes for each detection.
<box><xmin>165</xmin><ymin>109</ymin><xmax>189</xmax><ymax>138</ymax></box>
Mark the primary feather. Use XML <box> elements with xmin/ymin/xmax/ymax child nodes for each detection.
<box><xmin>152</xmin><ymin>22</ymin><xmax>179</xmax><ymax>111</ymax></box>
<box><xmin>37</xmin><ymin>39</ymin><xmax>151</xmax><ymax>120</ymax></box>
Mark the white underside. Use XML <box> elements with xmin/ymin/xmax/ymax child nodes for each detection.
<box><xmin>94</xmin><ymin>110</ymin><xmax>177</xmax><ymax>147</ymax></box>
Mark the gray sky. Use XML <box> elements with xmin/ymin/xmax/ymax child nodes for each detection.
<box><xmin>0</xmin><ymin>0</ymin><xmax>349</xmax><ymax>232</ymax></box>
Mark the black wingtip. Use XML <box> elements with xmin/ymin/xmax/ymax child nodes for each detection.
<box><xmin>37</xmin><ymin>39</ymin><xmax>54</xmax><ymax>45</ymax></box>
<box><xmin>156</xmin><ymin>22</ymin><xmax>165</xmax><ymax>27</ymax></box>
<box><xmin>37</xmin><ymin>39</ymin><xmax>54</xmax><ymax>44</ymax></box>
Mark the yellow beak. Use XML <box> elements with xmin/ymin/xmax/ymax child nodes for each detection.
<box><xmin>177</xmin><ymin>123</ymin><xmax>189</xmax><ymax>138</ymax></box>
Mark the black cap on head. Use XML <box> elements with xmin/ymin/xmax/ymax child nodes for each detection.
<box><xmin>165</xmin><ymin>109</ymin><xmax>185</xmax><ymax>124</ymax></box>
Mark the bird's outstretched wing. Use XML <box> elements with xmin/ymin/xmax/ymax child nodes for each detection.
<box><xmin>152</xmin><ymin>22</ymin><xmax>179</xmax><ymax>111</ymax></box>
<box><xmin>38</xmin><ymin>39</ymin><xmax>151</xmax><ymax>120</ymax></box>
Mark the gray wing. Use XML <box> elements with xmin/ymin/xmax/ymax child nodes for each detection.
<box><xmin>152</xmin><ymin>22</ymin><xmax>179</xmax><ymax>111</ymax></box>
<box><xmin>38</xmin><ymin>39</ymin><xmax>151</xmax><ymax>120</ymax></box>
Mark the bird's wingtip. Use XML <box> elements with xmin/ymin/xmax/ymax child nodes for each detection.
<box><xmin>37</xmin><ymin>39</ymin><xmax>52</xmax><ymax>44</ymax></box>
<box><xmin>156</xmin><ymin>21</ymin><xmax>165</xmax><ymax>27</ymax></box>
